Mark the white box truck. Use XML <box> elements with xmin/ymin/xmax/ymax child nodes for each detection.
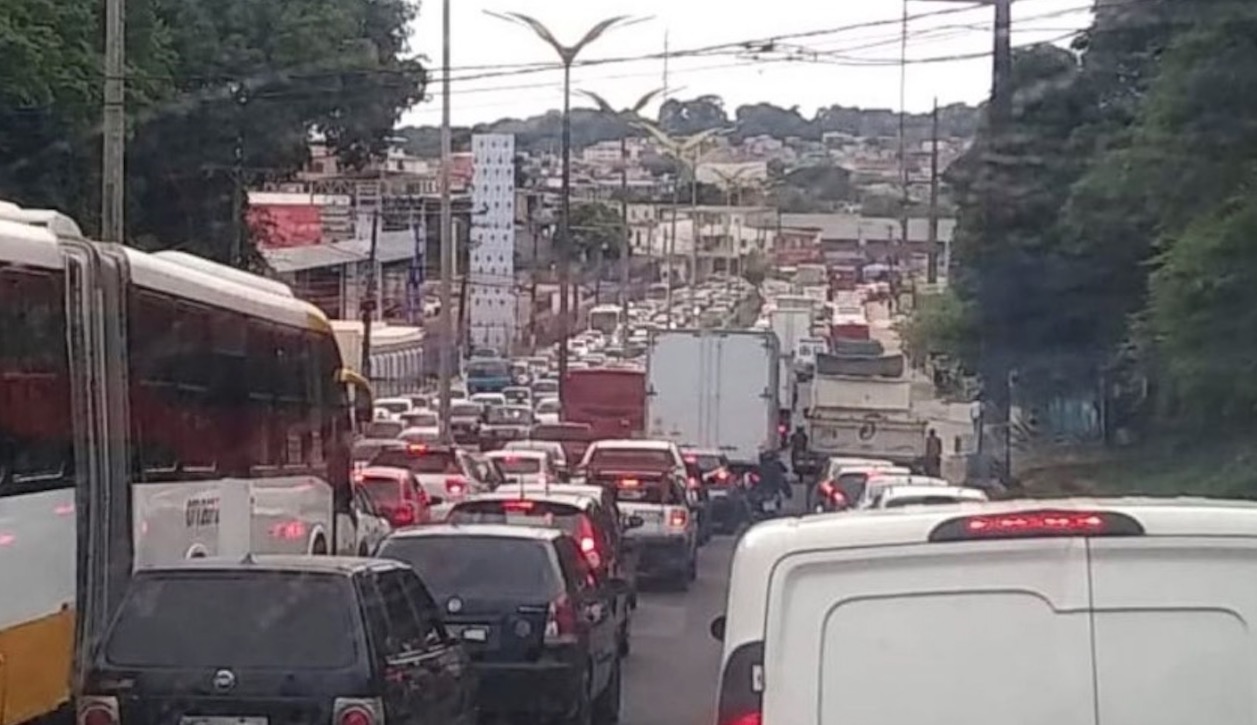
<box><xmin>646</xmin><ymin>329</ymin><xmax>779</xmax><ymax>464</ymax></box>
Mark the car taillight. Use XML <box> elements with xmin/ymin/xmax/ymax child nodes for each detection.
<box><xmin>687</xmin><ymin>476</ymin><xmax>700</xmax><ymax>489</ymax></box>
<box><xmin>445</xmin><ymin>477</ymin><xmax>467</xmax><ymax>496</ymax></box>
<box><xmin>817</xmin><ymin>479</ymin><xmax>845</xmax><ymax>506</ymax></box>
<box><xmin>340</xmin><ymin>708</ymin><xmax>372</xmax><ymax>725</ymax></box>
<box><xmin>389</xmin><ymin>504</ymin><xmax>415</xmax><ymax>528</ymax></box>
<box><xmin>715</xmin><ymin>469</ymin><xmax>730</xmax><ymax>484</ymax></box>
<box><xmin>722</xmin><ymin>712</ymin><xmax>762</xmax><ymax>725</ymax></box>
<box><xmin>929</xmin><ymin>509</ymin><xmax>1145</xmax><ymax>542</ymax></box>
<box><xmin>668</xmin><ymin>508</ymin><xmax>688</xmax><ymax>528</ymax></box>
<box><xmin>78</xmin><ymin>697</ymin><xmax>118</xmax><ymax>725</ymax></box>
<box><xmin>618</xmin><ymin>478</ymin><xmax>640</xmax><ymax>488</ymax></box>
<box><xmin>269</xmin><ymin>520</ymin><xmax>307</xmax><ymax>540</ymax></box>
<box><xmin>544</xmin><ymin>594</ymin><xmax>579</xmax><ymax>644</ymax></box>
<box><xmin>503</xmin><ymin>499</ymin><xmax>535</xmax><ymax>512</ymax></box>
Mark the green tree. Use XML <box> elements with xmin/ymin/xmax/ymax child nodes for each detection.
<box><xmin>569</xmin><ymin>201</ymin><xmax>626</xmax><ymax>262</ymax></box>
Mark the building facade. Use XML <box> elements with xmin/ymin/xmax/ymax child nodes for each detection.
<box><xmin>468</xmin><ymin>134</ymin><xmax>517</xmax><ymax>352</ymax></box>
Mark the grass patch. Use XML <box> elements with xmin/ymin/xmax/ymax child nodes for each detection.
<box><xmin>1018</xmin><ymin>435</ymin><xmax>1257</xmax><ymax>500</ymax></box>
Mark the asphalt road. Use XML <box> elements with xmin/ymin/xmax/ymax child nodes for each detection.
<box><xmin>620</xmin><ymin>483</ymin><xmax>805</xmax><ymax>725</ymax></box>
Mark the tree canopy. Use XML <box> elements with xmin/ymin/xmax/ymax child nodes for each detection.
<box><xmin>0</xmin><ymin>0</ymin><xmax>425</xmax><ymax>261</ymax></box>
<box><xmin>941</xmin><ymin>0</ymin><xmax>1257</xmax><ymax>438</ymax></box>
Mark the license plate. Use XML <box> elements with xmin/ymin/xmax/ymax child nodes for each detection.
<box><xmin>181</xmin><ymin>718</ymin><xmax>266</xmax><ymax>725</ymax></box>
<box><xmin>709</xmin><ymin>489</ymin><xmax>728</xmax><ymax>499</ymax></box>
<box><xmin>460</xmin><ymin>627</ymin><xmax>489</xmax><ymax>642</ymax></box>
<box><xmin>762</xmin><ymin>499</ymin><xmax>779</xmax><ymax>512</ymax></box>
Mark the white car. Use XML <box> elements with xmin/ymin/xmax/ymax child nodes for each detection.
<box><xmin>398</xmin><ymin>409</ymin><xmax>440</xmax><ymax>440</ymax></box>
<box><xmin>484</xmin><ymin>449</ymin><xmax>557</xmax><ymax>487</ymax></box>
<box><xmin>469</xmin><ymin>392</ymin><xmax>507</xmax><ymax>408</ymax></box>
<box><xmin>373</xmin><ymin>396</ymin><xmax>413</xmax><ymax>420</ymax></box>
<box><xmin>871</xmin><ymin>484</ymin><xmax>989</xmax><ymax>509</ymax></box>
<box><xmin>534</xmin><ymin>397</ymin><xmax>561</xmax><ymax>425</ymax></box>
<box><xmin>350</xmin><ymin>486</ymin><xmax>393</xmax><ymax>556</ymax></box>
<box><xmin>855</xmin><ymin>473</ymin><xmax>949</xmax><ymax>510</ymax></box>
<box><xmin>713</xmin><ymin>499</ymin><xmax>1257</xmax><ymax>725</ymax></box>
<box><xmin>503</xmin><ymin>439</ymin><xmax>569</xmax><ymax>474</ymax></box>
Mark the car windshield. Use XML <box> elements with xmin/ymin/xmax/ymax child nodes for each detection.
<box><xmin>359</xmin><ymin>476</ymin><xmax>403</xmax><ymax>505</ymax></box>
<box><xmin>447</xmin><ymin>501</ymin><xmax>584</xmax><ymax>536</ymax></box>
<box><xmin>371</xmin><ymin>448</ymin><xmax>460</xmax><ymax>474</ymax></box>
<box><xmin>451</xmin><ymin>403</ymin><xmax>482</xmax><ymax>418</ymax></box>
<box><xmin>504</xmin><ymin>389</ymin><xmax>529</xmax><ymax>403</ymax></box>
<box><xmin>467</xmin><ymin>361</ymin><xmax>509</xmax><ymax>378</ymax></box>
<box><xmin>378</xmin><ymin>535</ymin><xmax>561</xmax><ymax>602</ymax></box>
<box><xmin>364</xmin><ymin>421</ymin><xmax>403</xmax><ymax>439</ymax></box>
<box><xmin>104</xmin><ymin>573</ymin><xmax>355</xmax><ymax>668</ymax></box>
<box><xmin>352</xmin><ymin>439</ymin><xmax>395</xmax><ymax>463</ymax></box>
<box><xmin>486</xmin><ymin>407</ymin><xmax>532</xmax><ymax>425</ymax></box>
<box><xmin>402</xmin><ymin>412</ymin><xmax>438</xmax><ymax>427</ymax></box>
<box><xmin>492</xmin><ymin>455</ymin><xmax>543</xmax><ymax>474</ymax></box>
<box><xmin>586</xmin><ymin>449</ymin><xmax>674</xmax><ymax>471</ymax></box>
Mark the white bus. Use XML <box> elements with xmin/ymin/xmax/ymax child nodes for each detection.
<box><xmin>0</xmin><ymin>202</ymin><xmax>367</xmax><ymax>725</ymax></box>
<box><xmin>588</xmin><ymin>304</ymin><xmax>624</xmax><ymax>335</ymax></box>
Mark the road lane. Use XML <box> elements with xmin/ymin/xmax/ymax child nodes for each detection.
<box><xmin>621</xmin><ymin>484</ymin><xmax>805</xmax><ymax>725</ymax></box>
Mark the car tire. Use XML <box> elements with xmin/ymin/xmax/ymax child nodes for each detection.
<box><xmin>688</xmin><ymin>554</ymin><xmax>698</xmax><ymax>582</ymax></box>
<box><xmin>618</xmin><ymin>621</ymin><xmax>631</xmax><ymax>658</ymax></box>
<box><xmin>594</xmin><ymin>659</ymin><xmax>622</xmax><ymax>724</ymax></box>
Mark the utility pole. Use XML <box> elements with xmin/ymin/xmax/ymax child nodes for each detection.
<box><xmin>437</xmin><ymin>0</ymin><xmax>453</xmax><ymax>441</ymax></box>
<box><xmin>101</xmin><ymin>0</ymin><xmax>125</xmax><ymax>243</ymax></box>
<box><xmin>666</xmin><ymin>183</ymin><xmax>678</xmax><ymax>327</ymax></box>
<box><xmin>619</xmin><ymin>135</ymin><xmax>630</xmax><ymax>328</ymax></box>
<box><xmin>897</xmin><ymin>0</ymin><xmax>910</xmax><ymax>260</ymax></box>
<box><xmin>558</xmin><ymin>60</ymin><xmax>573</xmax><ymax>400</ymax></box>
<box><xmin>360</xmin><ymin>210</ymin><xmax>380</xmax><ymax>380</ymax></box>
<box><xmin>927</xmin><ymin>99</ymin><xmax>941</xmax><ymax>285</ymax></box>
<box><xmin>688</xmin><ymin>151</ymin><xmax>699</xmax><ymax>314</ymax></box>
<box><xmin>528</xmin><ymin>197</ymin><xmax>539</xmax><ymax>352</ymax></box>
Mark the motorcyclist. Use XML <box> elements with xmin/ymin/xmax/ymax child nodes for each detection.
<box><xmin>789</xmin><ymin>426</ymin><xmax>809</xmax><ymax>460</ymax></box>
<box><xmin>757</xmin><ymin>449</ymin><xmax>791</xmax><ymax>502</ymax></box>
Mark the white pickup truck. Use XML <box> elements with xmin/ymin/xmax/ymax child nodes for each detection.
<box><xmin>589</xmin><ymin>470</ymin><xmax>698</xmax><ymax>591</ymax></box>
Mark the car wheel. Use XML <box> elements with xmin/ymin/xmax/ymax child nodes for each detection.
<box><xmin>688</xmin><ymin>555</ymin><xmax>698</xmax><ymax>582</ymax></box>
<box><xmin>593</xmin><ymin>659</ymin><xmax>622</xmax><ymax>724</ymax></box>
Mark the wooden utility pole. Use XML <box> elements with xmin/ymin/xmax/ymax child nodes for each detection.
<box><xmin>927</xmin><ymin>99</ymin><xmax>941</xmax><ymax>284</ymax></box>
<box><xmin>360</xmin><ymin>210</ymin><xmax>380</xmax><ymax>380</ymax></box>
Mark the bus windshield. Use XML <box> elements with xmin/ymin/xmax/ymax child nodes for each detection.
<box><xmin>467</xmin><ymin>360</ymin><xmax>509</xmax><ymax>378</ymax></box>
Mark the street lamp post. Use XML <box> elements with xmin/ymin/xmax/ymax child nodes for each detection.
<box><xmin>578</xmin><ymin>89</ymin><xmax>664</xmax><ymax>333</ymax></box>
<box><xmin>487</xmin><ymin>11</ymin><xmax>647</xmax><ymax>406</ymax></box>
<box><xmin>708</xmin><ymin>166</ymin><xmax>756</xmax><ymax>295</ymax></box>
<box><xmin>631</xmin><ymin>123</ymin><xmax>725</xmax><ymax>327</ymax></box>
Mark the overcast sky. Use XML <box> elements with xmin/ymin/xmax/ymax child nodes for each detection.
<box><xmin>399</xmin><ymin>0</ymin><xmax>1093</xmax><ymax>127</ymax></box>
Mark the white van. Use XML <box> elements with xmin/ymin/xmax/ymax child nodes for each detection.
<box><xmin>712</xmin><ymin>499</ymin><xmax>1257</xmax><ymax>725</ymax></box>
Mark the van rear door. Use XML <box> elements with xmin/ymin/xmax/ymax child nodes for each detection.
<box><xmin>765</xmin><ymin>539</ymin><xmax>1096</xmax><ymax>725</ymax></box>
<box><xmin>1089</xmin><ymin>536</ymin><xmax>1257</xmax><ymax>725</ymax></box>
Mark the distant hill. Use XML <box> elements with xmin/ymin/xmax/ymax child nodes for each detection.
<box><xmin>397</xmin><ymin>95</ymin><xmax>981</xmax><ymax>157</ymax></box>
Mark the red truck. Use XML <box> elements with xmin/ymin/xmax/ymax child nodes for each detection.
<box><xmin>561</xmin><ymin>367</ymin><xmax>647</xmax><ymax>440</ymax></box>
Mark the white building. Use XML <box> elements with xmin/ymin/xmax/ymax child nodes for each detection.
<box><xmin>468</xmin><ymin>134</ymin><xmax>517</xmax><ymax>352</ymax></box>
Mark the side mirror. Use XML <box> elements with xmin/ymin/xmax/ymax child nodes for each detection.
<box><xmin>623</xmin><ymin>514</ymin><xmax>645</xmax><ymax>530</ymax></box>
<box><xmin>709</xmin><ymin>614</ymin><xmax>726</xmax><ymax>642</ymax></box>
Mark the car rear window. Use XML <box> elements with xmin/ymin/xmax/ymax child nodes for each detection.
<box><xmin>352</xmin><ymin>440</ymin><xmax>394</xmax><ymax>463</ymax></box>
<box><xmin>884</xmin><ymin>495</ymin><xmax>968</xmax><ymax>509</ymax></box>
<box><xmin>586</xmin><ymin>449</ymin><xmax>673</xmax><ymax>470</ymax></box>
<box><xmin>492</xmin><ymin>456</ymin><xmax>542</xmax><ymax>474</ymax></box>
<box><xmin>486</xmin><ymin>407</ymin><xmax>532</xmax><ymax>425</ymax></box>
<box><xmin>365</xmin><ymin>421</ymin><xmax>403</xmax><ymax>439</ymax></box>
<box><xmin>104</xmin><ymin>573</ymin><xmax>356</xmax><ymax>669</ymax></box>
<box><xmin>447</xmin><ymin>500</ymin><xmax>584</xmax><ymax>536</ymax></box>
<box><xmin>836</xmin><ymin>472</ymin><xmax>871</xmax><ymax>502</ymax></box>
<box><xmin>451</xmin><ymin>403</ymin><xmax>482</xmax><ymax>418</ymax></box>
<box><xmin>360</xmin><ymin>477</ymin><xmax>402</xmax><ymax>506</ymax></box>
<box><xmin>371</xmin><ymin>448</ymin><xmax>460</xmax><ymax>474</ymax></box>
<box><xmin>378</xmin><ymin>536</ymin><xmax>562</xmax><ymax>601</ymax></box>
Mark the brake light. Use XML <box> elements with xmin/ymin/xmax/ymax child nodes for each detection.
<box><xmin>406</xmin><ymin>443</ymin><xmax>427</xmax><ymax>454</ymax></box>
<box><xmin>270</xmin><ymin>520</ymin><xmax>307</xmax><ymax>540</ymax></box>
<box><xmin>722</xmin><ymin>712</ymin><xmax>762</xmax><ymax>725</ymax></box>
<box><xmin>389</xmin><ymin>505</ymin><xmax>416</xmax><ymax>528</ymax></box>
<box><xmin>929</xmin><ymin>509</ymin><xmax>1145</xmax><ymax>542</ymax></box>
<box><xmin>503</xmin><ymin>499</ymin><xmax>535</xmax><ymax>512</ymax></box>
<box><xmin>618</xmin><ymin>478</ymin><xmax>640</xmax><ymax>488</ymax></box>
<box><xmin>688</xmin><ymin>476</ymin><xmax>700</xmax><ymax>489</ymax></box>
<box><xmin>339</xmin><ymin>706</ymin><xmax>373</xmax><ymax>725</ymax></box>
<box><xmin>684</xmin><ymin>454</ymin><xmax>698</xmax><ymax>463</ymax></box>
<box><xmin>777</xmin><ymin>424</ymin><xmax>787</xmax><ymax>434</ymax></box>
<box><xmin>445</xmin><ymin>477</ymin><xmax>467</xmax><ymax>496</ymax></box>
<box><xmin>353</xmin><ymin>471</ymin><xmax>365</xmax><ymax>484</ymax></box>
<box><xmin>715</xmin><ymin>469</ymin><xmax>729</xmax><ymax>483</ymax></box>
<box><xmin>668</xmin><ymin>508</ymin><xmax>688</xmax><ymax>528</ymax></box>
<box><xmin>579</xmin><ymin>536</ymin><xmax>597</xmax><ymax>553</ymax></box>
<box><xmin>544</xmin><ymin>594</ymin><xmax>579</xmax><ymax>644</ymax></box>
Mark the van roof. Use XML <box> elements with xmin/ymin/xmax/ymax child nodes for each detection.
<box><xmin>726</xmin><ymin>498</ymin><xmax>1257</xmax><ymax>645</ymax></box>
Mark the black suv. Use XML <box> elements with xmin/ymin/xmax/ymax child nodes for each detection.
<box><xmin>80</xmin><ymin>556</ymin><xmax>476</xmax><ymax>725</ymax></box>
<box><xmin>378</xmin><ymin>524</ymin><xmax>622</xmax><ymax>725</ymax></box>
